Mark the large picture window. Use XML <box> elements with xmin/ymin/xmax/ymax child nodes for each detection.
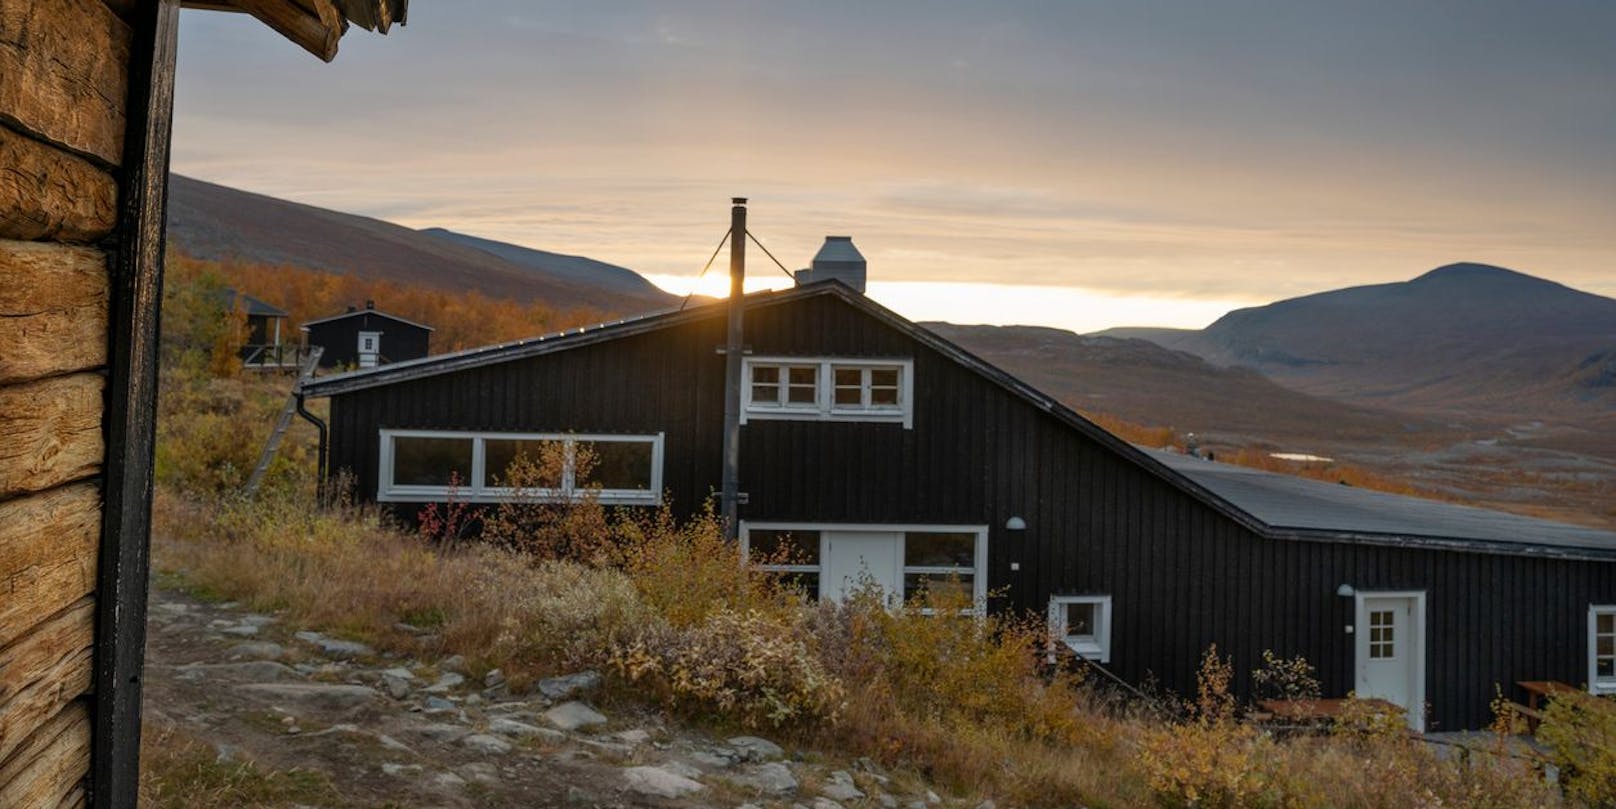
<box><xmin>378</xmin><ymin>429</ymin><xmax>663</xmax><ymax>505</ymax></box>
<box><xmin>741</xmin><ymin>357</ymin><xmax>914</xmax><ymax>427</ymax></box>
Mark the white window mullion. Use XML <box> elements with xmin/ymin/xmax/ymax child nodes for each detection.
<box><xmin>470</xmin><ymin>438</ymin><xmax>487</xmax><ymax>495</ymax></box>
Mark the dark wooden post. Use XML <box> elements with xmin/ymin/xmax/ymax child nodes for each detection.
<box><xmin>92</xmin><ymin>1</ymin><xmax>179</xmax><ymax>805</ymax></box>
<box><xmin>719</xmin><ymin>197</ymin><xmax>747</xmax><ymax>540</ymax></box>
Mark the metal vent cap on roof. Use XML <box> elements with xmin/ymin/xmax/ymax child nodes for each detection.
<box><xmin>795</xmin><ymin>235</ymin><xmax>867</xmax><ymax>293</ymax></box>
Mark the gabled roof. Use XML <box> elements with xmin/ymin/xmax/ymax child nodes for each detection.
<box><xmin>300</xmin><ymin>308</ymin><xmax>435</xmax><ymax>332</ymax></box>
<box><xmin>301</xmin><ymin>281</ymin><xmax>1616</xmax><ymax>561</ymax></box>
<box><xmin>218</xmin><ymin>288</ymin><xmax>288</xmax><ymax>318</ymax></box>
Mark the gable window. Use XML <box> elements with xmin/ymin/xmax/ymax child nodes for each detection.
<box><xmin>741</xmin><ymin>357</ymin><xmax>914</xmax><ymax>428</ymax></box>
<box><xmin>1591</xmin><ymin>606</ymin><xmax>1616</xmax><ymax>694</ymax></box>
<box><xmin>1049</xmin><ymin>595</ymin><xmax>1113</xmax><ymax>662</ymax></box>
<box><xmin>749</xmin><ymin>363</ymin><xmax>819</xmax><ymax>411</ymax></box>
<box><xmin>378</xmin><ymin>429</ymin><xmax>662</xmax><ymax>505</ymax></box>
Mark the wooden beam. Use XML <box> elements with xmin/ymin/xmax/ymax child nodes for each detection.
<box><xmin>91</xmin><ymin>1</ymin><xmax>179</xmax><ymax>804</ymax></box>
<box><xmin>0</xmin><ymin>375</ymin><xmax>105</xmax><ymax>499</ymax></box>
<box><xmin>225</xmin><ymin>0</ymin><xmax>345</xmax><ymax>62</ymax></box>
<box><xmin>0</xmin><ymin>600</ymin><xmax>96</xmax><ymax>709</ymax></box>
<box><xmin>0</xmin><ymin>128</ymin><xmax>119</xmax><ymax>243</ymax></box>
<box><xmin>0</xmin><ymin>242</ymin><xmax>110</xmax><ymax>384</ymax></box>
<box><xmin>0</xmin><ymin>0</ymin><xmax>132</xmax><ymax>166</ymax></box>
<box><xmin>0</xmin><ymin>486</ymin><xmax>101</xmax><ymax>651</ymax></box>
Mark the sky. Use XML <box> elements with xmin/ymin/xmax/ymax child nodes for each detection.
<box><xmin>171</xmin><ymin>1</ymin><xmax>1616</xmax><ymax>332</ymax></box>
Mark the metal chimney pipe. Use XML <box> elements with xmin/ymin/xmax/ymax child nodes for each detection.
<box><xmin>719</xmin><ymin>198</ymin><xmax>747</xmax><ymax>540</ymax></box>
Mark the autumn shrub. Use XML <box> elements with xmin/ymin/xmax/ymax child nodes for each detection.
<box><xmin>1139</xmin><ymin>647</ymin><xmax>1279</xmax><ymax>808</ymax></box>
<box><xmin>480</xmin><ymin>443</ymin><xmax>616</xmax><ymax>563</ymax></box>
<box><xmin>1540</xmin><ymin>690</ymin><xmax>1616</xmax><ymax>805</ymax></box>
<box><xmin>1251</xmin><ymin>649</ymin><xmax>1322</xmax><ymax>702</ymax></box>
<box><xmin>616</xmin><ymin>503</ymin><xmax>801</xmax><ymax>627</ymax></box>
<box><xmin>611</xmin><ymin>607</ymin><xmax>844</xmax><ymax>729</ymax></box>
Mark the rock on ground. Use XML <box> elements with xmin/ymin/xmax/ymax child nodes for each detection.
<box><xmin>235</xmin><ymin>682</ymin><xmax>379</xmax><ymax>712</ymax></box>
<box><xmin>537</xmin><ymin>670</ymin><xmax>601</xmax><ymax>701</ymax></box>
<box><xmin>728</xmin><ymin>735</ymin><xmax>785</xmax><ymax>761</ymax></box>
<box><xmin>822</xmin><ymin>770</ymin><xmax>866</xmax><ymax>802</ymax></box>
<box><xmin>622</xmin><ymin>765</ymin><xmax>706</xmax><ymax>798</ymax></box>
<box><xmin>543</xmin><ymin>701</ymin><xmax>608</xmax><ymax>731</ymax></box>
<box><xmin>460</xmin><ymin>734</ymin><xmax>514</xmax><ymax>755</ymax></box>
<box><xmin>724</xmin><ymin>761</ymin><xmax>798</xmax><ymax>797</ymax></box>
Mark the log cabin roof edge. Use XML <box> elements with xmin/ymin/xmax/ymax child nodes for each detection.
<box><xmin>300</xmin><ymin>280</ymin><xmax>1616</xmax><ymax>560</ymax></box>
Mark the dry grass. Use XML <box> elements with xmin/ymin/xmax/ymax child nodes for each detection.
<box><xmin>137</xmin><ymin>722</ymin><xmax>345</xmax><ymax>808</ymax></box>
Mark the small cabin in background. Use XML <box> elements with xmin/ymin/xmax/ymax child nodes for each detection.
<box><xmin>302</xmin><ymin>300</ymin><xmax>432</xmax><ymax>369</ymax></box>
<box><xmin>218</xmin><ymin>288</ymin><xmax>296</xmax><ymax>368</ymax></box>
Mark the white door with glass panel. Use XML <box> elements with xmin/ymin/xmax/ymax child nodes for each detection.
<box><xmin>1355</xmin><ymin>593</ymin><xmax>1425</xmax><ymax>730</ymax></box>
<box><xmin>822</xmin><ymin>531</ymin><xmax>903</xmax><ymax>604</ymax></box>
<box><xmin>358</xmin><ymin>331</ymin><xmax>382</xmax><ymax>368</ymax></box>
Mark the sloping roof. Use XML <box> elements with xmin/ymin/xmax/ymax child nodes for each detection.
<box><xmin>302</xmin><ymin>281</ymin><xmax>1616</xmax><ymax>561</ymax></box>
<box><xmin>1152</xmin><ymin>450</ymin><xmax>1616</xmax><ymax>556</ymax></box>
<box><xmin>218</xmin><ymin>288</ymin><xmax>288</xmax><ymax>318</ymax></box>
<box><xmin>300</xmin><ymin>308</ymin><xmax>434</xmax><ymax>332</ymax></box>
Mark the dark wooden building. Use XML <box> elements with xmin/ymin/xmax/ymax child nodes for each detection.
<box><xmin>302</xmin><ymin>300</ymin><xmax>432</xmax><ymax>369</ymax></box>
<box><xmin>303</xmin><ymin>280</ymin><xmax>1616</xmax><ymax>733</ymax></box>
<box><xmin>0</xmin><ymin>2</ymin><xmax>404</xmax><ymax>806</ymax></box>
<box><xmin>219</xmin><ymin>287</ymin><xmax>295</xmax><ymax>368</ymax></box>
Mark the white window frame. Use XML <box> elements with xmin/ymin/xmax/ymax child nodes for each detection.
<box><xmin>1048</xmin><ymin>595</ymin><xmax>1112</xmax><ymax>663</ymax></box>
<box><xmin>377</xmin><ymin>428</ymin><xmax>664</xmax><ymax>506</ymax></box>
<box><xmin>1590</xmin><ymin>605</ymin><xmax>1616</xmax><ymax>695</ymax></box>
<box><xmin>740</xmin><ymin>357</ymin><xmax>914</xmax><ymax>428</ymax></box>
<box><xmin>739</xmin><ymin>521</ymin><xmax>988</xmax><ymax>611</ymax></box>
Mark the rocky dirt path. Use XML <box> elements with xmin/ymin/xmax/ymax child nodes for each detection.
<box><xmin>143</xmin><ymin>587</ymin><xmax>948</xmax><ymax>809</ymax></box>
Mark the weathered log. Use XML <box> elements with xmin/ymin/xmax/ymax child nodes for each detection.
<box><xmin>0</xmin><ymin>485</ymin><xmax>100</xmax><ymax>650</ymax></box>
<box><xmin>0</xmin><ymin>598</ymin><xmax>95</xmax><ymax>708</ymax></box>
<box><xmin>0</xmin><ymin>128</ymin><xmax>118</xmax><ymax>243</ymax></box>
<box><xmin>0</xmin><ymin>374</ymin><xmax>104</xmax><ymax>498</ymax></box>
<box><xmin>0</xmin><ymin>241</ymin><xmax>109</xmax><ymax>383</ymax></box>
<box><xmin>0</xmin><ymin>0</ymin><xmax>131</xmax><ymax>164</ymax></box>
<box><xmin>227</xmin><ymin>0</ymin><xmax>345</xmax><ymax>61</ymax></box>
<box><xmin>55</xmin><ymin>784</ymin><xmax>86</xmax><ymax>809</ymax></box>
<box><xmin>0</xmin><ymin>701</ymin><xmax>89</xmax><ymax>808</ymax></box>
<box><xmin>0</xmin><ymin>646</ymin><xmax>92</xmax><ymax>768</ymax></box>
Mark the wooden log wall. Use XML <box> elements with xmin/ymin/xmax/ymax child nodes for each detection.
<box><xmin>0</xmin><ymin>0</ymin><xmax>133</xmax><ymax>804</ymax></box>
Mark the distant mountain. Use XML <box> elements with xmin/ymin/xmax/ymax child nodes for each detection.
<box><xmin>1120</xmin><ymin>263</ymin><xmax>1616</xmax><ymax>418</ymax></box>
<box><xmin>925</xmin><ymin>323</ymin><xmax>1442</xmax><ymax>447</ymax></box>
<box><xmin>164</xmin><ymin>175</ymin><xmax>677</xmax><ymax>314</ymax></box>
<box><xmin>417</xmin><ymin>228</ymin><xmax>667</xmax><ymax>303</ymax></box>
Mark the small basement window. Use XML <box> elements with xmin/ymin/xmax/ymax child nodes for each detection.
<box><xmin>1591</xmin><ymin>606</ymin><xmax>1616</xmax><ymax>694</ymax></box>
<box><xmin>378</xmin><ymin>429</ymin><xmax>663</xmax><ymax>505</ymax></box>
<box><xmin>1049</xmin><ymin>595</ymin><xmax>1112</xmax><ymax>663</ymax></box>
<box><xmin>741</xmin><ymin>357</ymin><xmax>913</xmax><ymax>427</ymax></box>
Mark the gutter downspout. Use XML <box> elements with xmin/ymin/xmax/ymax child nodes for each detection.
<box><xmin>719</xmin><ymin>197</ymin><xmax>747</xmax><ymax>541</ymax></box>
<box><xmin>295</xmin><ymin>390</ymin><xmax>328</xmax><ymax>501</ymax></box>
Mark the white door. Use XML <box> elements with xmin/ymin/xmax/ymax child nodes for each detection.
<box><xmin>357</xmin><ymin>331</ymin><xmax>382</xmax><ymax>368</ymax></box>
<box><xmin>1356</xmin><ymin>593</ymin><xmax>1425</xmax><ymax>730</ymax></box>
<box><xmin>821</xmin><ymin>531</ymin><xmax>902</xmax><ymax>604</ymax></box>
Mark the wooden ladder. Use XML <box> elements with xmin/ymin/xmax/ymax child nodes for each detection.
<box><xmin>244</xmin><ymin>346</ymin><xmax>323</xmax><ymax>497</ymax></box>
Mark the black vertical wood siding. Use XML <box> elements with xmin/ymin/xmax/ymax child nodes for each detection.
<box><xmin>305</xmin><ymin>312</ymin><xmax>431</xmax><ymax>368</ymax></box>
<box><xmin>325</xmin><ymin>291</ymin><xmax>1616</xmax><ymax>731</ymax></box>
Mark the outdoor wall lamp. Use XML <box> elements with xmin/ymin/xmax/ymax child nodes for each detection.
<box><xmin>1005</xmin><ymin>516</ymin><xmax>1027</xmax><ymax>531</ymax></box>
<box><xmin>1336</xmin><ymin>583</ymin><xmax>1356</xmax><ymax>597</ymax></box>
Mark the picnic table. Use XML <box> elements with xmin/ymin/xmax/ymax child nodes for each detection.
<box><xmin>1517</xmin><ymin>680</ymin><xmax>1577</xmax><ymax>713</ymax></box>
<box><xmin>1257</xmin><ymin>697</ymin><xmax>1403</xmax><ymax>723</ymax></box>
<box><xmin>1509</xmin><ymin>680</ymin><xmax>1578</xmax><ymax>733</ymax></box>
